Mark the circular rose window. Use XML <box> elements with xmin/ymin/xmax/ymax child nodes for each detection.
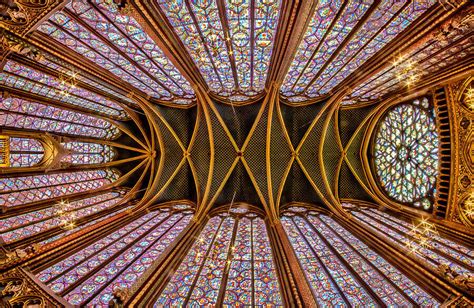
<box><xmin>374</xmin><ymin>98</ymin><xmax>439</xmax><ymax>210</ymax></box>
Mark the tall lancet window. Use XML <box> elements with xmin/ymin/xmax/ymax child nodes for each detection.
<box><xmin>8</xmin><ymin>137</ymin><xmax>44</xmax><ymax>167</ymax></box>
<box><xmin>36</xmin><ymin>204</ymin><xmax>194</xmax><ymax>306</ymax></box>
<box><xmin>373</xmin><ymin>97</ymin><xmax>439</xmax><ymax>212</ymax></box>
<box><xmin>1</xmin><ymin>60</ymin><xmax>127</xmax><ymax>118</ymax></box>
<box><xmin>0</xmin><ymin>97</ymin><xmax>121</xmax><ymax>140</ymax></box>
<box><xmin>156</xmin><ymin>207</ymin><xmax>283</xmax><ymax>306</ymax></box>
<box><xmin>0</xmin><ymin>169</ymin><xmax>120</xmax><ymax>207</ymax></box>
<box><xmin>0</xmin><ymin>136</ymin><xmax>45</xmax><ymax>168</ymax></box>
<box><xmin>351</xmin><ymin>206</ymin><xmax>473</xmax><ymax>277</ymax></box>
<box><xmin>0</xmin><ymin>190</ymin><xmax>127</xmax><ymax>244</ymax></box>
<box><xmin>281</xmin><ymin>207</ymin><xmax>438</xmax><ymax>306</ymax></box>
<box><xmin>61</xmin><ymin>142</ymin><xmax>116</xmax><ymax>165</ymax></box>
<box><xmin>156</xmin><ymin>0</ymin><xmax>282</xmax><ymax>102</ymax></box>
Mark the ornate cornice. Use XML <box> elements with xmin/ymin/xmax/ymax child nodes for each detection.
<box><xmin>0</xmin><ymin>0</ymin><xmax>66</xmax><ymax>37</ymax></box>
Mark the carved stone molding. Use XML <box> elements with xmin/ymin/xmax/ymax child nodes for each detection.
<box><xmin>447</xmin><ymin>76</ymin><xmax>474</xmax><ymax>227</ymax></box>
<box><xmin>0</xmin><ymin>0</ymin><xmax>66</xmax><ymax>37</ymax></box>
<box><xmin>0</xmin><ymin>267</ymin><xmax>67</xmax><ymax>307</ymax></box>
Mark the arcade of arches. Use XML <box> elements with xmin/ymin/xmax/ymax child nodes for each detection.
<box><xmin>0</xmin><ymin>0</ymin><xmax>473</xmax><ymax>307</ymax></box>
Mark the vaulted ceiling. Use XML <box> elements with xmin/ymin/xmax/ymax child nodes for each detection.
<box><xmin>1</xmin><ymin>0</ymin><xmax>473</xmax><ymax>221</ymax></box>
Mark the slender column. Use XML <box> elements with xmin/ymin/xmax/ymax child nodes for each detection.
<box><xmin>271</xmin><ymin>221</ymin><xmax>317</xmax><ymax>307</ymax></box>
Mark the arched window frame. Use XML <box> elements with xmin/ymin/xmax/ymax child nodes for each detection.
<box><xmin>0</xmin><ymin>168</ymin><xmax>121</xmax><ymax>208</ymax></box>
<box><xmin>33</xmin><ymin>203</ymin><xmax>195</xmax><ymax>306</ymax></box>
<box><xmin>155</xmin><ymin>204</ymin><xmax>284</xmax><ymax>307</ymax></box>
<box><xmin>0</xmin><ymin>189</ymin><xmax>129</xmax><ymax>245</ymax></box>
<box><xmin>362</xmin><ymin>94</ymin><xmax>441</xmax><ymax>214</ymax></box>
<box><xmin>280</xmin><ymin>205</ymin><xmax>440</xmax><ymax>306</ymax></box>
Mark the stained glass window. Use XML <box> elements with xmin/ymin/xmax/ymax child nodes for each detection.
<box><xmin>38</xmin><ymin>56</ymin><xmax>138</xmax><ymax>107</ymax></box>
<box><xmin>0</xmin><ymin>97</ymin><xmax>120</xmax><ymax>140</ymax></box>
<box><xmin>156</xmin><ymin>209</ymin><xmax>282</xmax><ymax>306</ymax></box>
<box><xmin>6</xmin><ymin>137</ymin><xmax>44</xmax><ymax>167</ymax></box>
<box><xmin>38</xmin><ymin>0</ymin><xmax>194</xmax><ymax>103</ymax></box>
<box><xmin>156</xmin><ymin>0</ymin><xmax>281</xmax><ymax>101</ymax></box>
<box><xmin>40</xmin><ymin>204</ymin><xmax>133</xmax><ymax>245</ymax></box>
<box><xmin>0</xmin><ymin>191</ymin><xmax>125</xmax><ymax>244</ymax></box>
<box><xmin>281</xmin><ymin>1</ymin><xmax>437</xmax><ymax>101</ymax></box>
<box><xmin>61</xmin><ymin>142</ymin><xmax>116</xmax><ymax>165</ymax></box>
<box><xmin>346</xmin><ymin>19</ymin><xmax>472</xmax><ymax>104</ymax></box>
<box><xmin>374</xmin><ymin>99</ymin><xmax>439</xmax><ymax>210</ymax></box>
<box><xmin>36</xmin><ymin>206</ymin><xmax>194</xmax><ymax>306</ymax></box>
<box><xmin>281</xmin><ymin>1</ymin><xmax>372</xmax><ymax>100</ymax></box>
<box><xmin>1</xmin><ymin>60</ymin><xmax>128</xmax><ymax>119</ymax></box>
<box><xmin>351</xmin><ymin>207</ymin><xmax>473</xmax><ymax>277</ymax></box>
<box><xmin>281</xmin><ymin>207</ymin><xmax>439</xmax><ymax>306</ymax></box>
<box><xmin>0</xmin><ymin>169</ymin><xmax>120</xmax><ymax>207</ymax></box>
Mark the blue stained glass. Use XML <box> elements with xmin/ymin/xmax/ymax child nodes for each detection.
<box><xmin>351</xmin><ymin>207</ymin><xmax>473</xmax><ymax>277</ymax></box>
<box><xmin>0</xmin><ymin>97</ymin><xmax>120</xmax><ymax>140</ymax></box>
<box><xmin>374</xmin><ymin>100</ymin><xmax>439</xmax><ymax>209</ymax></box>
<box><xmin>1</xmin><ymin>60</ymin><xmax>127</xmax><ymax>118</ymax></box>
<box><xmin>0</xmin><ymin>191</ymin><xmax>124</xmax><ymax>244</ymax></box>
<box><xmin>7</xmin><ymin>137</ymin><xmax>44</xmax><ymax>168</ymax></box>
<box><xmin>0</xmin><ymin>169</ymin><xmax>120</xmax><ymax>207</ymax></box>
<box><xmin>282</xmin><ymin>0</ymin><xmax>372</xmax><ymax>98</ymax></box>
<box><xmin>38</xmin><ymin>0</ymin><xmax>195</xmax><ymax>103</ymax></box>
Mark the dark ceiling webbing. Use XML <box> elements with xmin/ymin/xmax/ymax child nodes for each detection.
<box><xmin>207</xmin><ymin>107</ymin><xmax>237</xmax><ymax>201</ymax></box>
<box><xmin>269</xmin><ymin>109</ymin><xmax>293</xmax><ymax>202</ymax></box>
<box><xmin>155</xmin><ymin>105</ymin><xmax>196</xmax><ymax>147</ymax></box>
<box><xmin>346</xmin><ymin>121</ymin><xmax>370</xmax><ymax>188</ymax></box>
<box><xmin>214</xmin><ymin>101</ymin><xmax>262</xmax><ymax>148</ymax></box>
<box><xmin>189</xmin><ymin>109</ymin><xmax>211</xmax><ymax>202</ymax></box>
<box><xmin>151</xmin><ymin>111</ymin><xmax>184</xmax><ymax>196</ymax></box>
<box><xmin>156</xmin><ymin>161</ymin><xmax>196</xmax><ymax>203</ymax></box>
<box><xmin>298</xmin><ymin>107</ymin><xmax>331</xmax><ymax>200</ymax></box>
<box><xmin>338</xmin><ymin>104</ymin><xmax>376</xmax><ymax>147</ymax></box>
<box><xmin>213</xmin><ymin>160</ymin><xmax>263</xmax><ymax>209</ymax></box>
<box><xmin>322</xmin><ymin>113</ymin><xmax>341</xmax><ymax>197</ymax></box>
<box><xmin>245</xmin><ymin>103</ymin><xmax>270</xmax><ymax>202</ymax></box>
<box><xmin>280</xmin><ymin>161</ymin><xmax>325</xmax><ymax>208</ymax></box>
<box><xmin>280</xmin><ymin>102</ymin><xmax>325</xmax><ymax>147</ymax></box>
<box><xmin>338</xmin><ymin>160</ymin><xmax>374</xmax><ymax>203</ymax></box>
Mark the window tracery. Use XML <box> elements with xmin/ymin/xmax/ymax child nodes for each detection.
<box><xmin>38</xmin><ymin>0</ymin><xmax>194</xmax><ymax>103</ymax></box>
<box><xmin>345</xmin><ymin>12</ymin><xmax>473</xmax><ymax>104</ymax></box>
<box><xmin>0</xmin><ymin>136</ymin><xmax>45</xmax><ymax>168</ymax></box>
<box><xmin>0</xmin><ymin>191</ymin><xmax>126</xmax><ymax>244</ymax></box>
<box><xmin>35</xmin><ymin>206</ymin><xmax>194</xmax><ymax>306</ymax></box>
<box><xmin>351</xmin><ymin>207</ymin><xmax>473</xmax><ymax>277</ymax></box>
<box><xmin>0</xmin><ymin>97</ymin><xmax>121</xmax><ymax>140</ymax></box>
<box><xmin>373</xmin><ymin>98</ymin><xmax>439</xmax><ymax>210</ymax></box>
<box><xmin>61</xmin><ymin>142</ymin><xmax>116</xmax><ymax>165</ymax></box>
<box><xmin>37</xmin><ymin>57</ymin><xmax>138</xmax><ymax>107</ymax></box>
<box><xmin>0</xmin><ymin>169</ymin><xmax>120</xmax><ymax>207</ymax></box>
<box><xmin>281</xmin><ymin>207</ymin><xmax>438</xmax><ymax>306</ymax></box>
<box><xmin>1</xmin><ymin>60</ymin><xmax>127</xmax><ymax>119</ymax></box>
<box><xmin>156</xmin><ymin>208</ymin><xmax>282</xmax><ymax>306</ymax></box>
<box><xmin>281</xmin><ymin>0</ymin><xmax>436</xmax><ymax>101</ymax></box>
<box><xmin>156</xmin><ymin>0</ymin><xmax>281</xmax><ymax>102</ymax></box>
